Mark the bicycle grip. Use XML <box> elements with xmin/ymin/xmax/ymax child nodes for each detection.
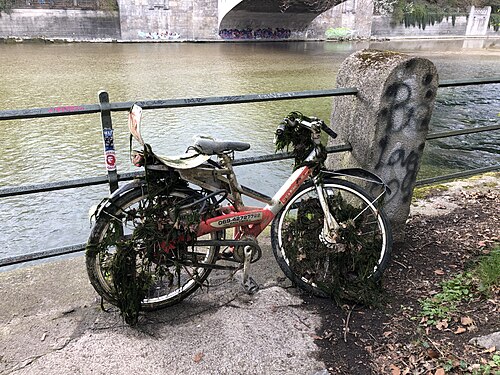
<box><xmin>321</xmin><ymin>123</ymin><xmax>337</xmax><ymax>139</ymax></box>
<box><xmin>276</xmin><ymin>123</ymin><xmax>286</xmax><ymax>136</ymax></box>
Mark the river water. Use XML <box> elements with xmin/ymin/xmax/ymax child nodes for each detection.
<box><xmin>0</xmin><ymin>39</ymin><xmax>499</xmax><ymax>262</ymax></box>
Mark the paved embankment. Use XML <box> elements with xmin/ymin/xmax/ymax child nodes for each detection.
<box><xmin>2</xmin><ymin>174</ymin><xmax>498</xmax><ymax>375</ymax></box>
<box><xmin>0</xmin><ymin>236</ymin><xmax>327</xmax><ymax>375</ymax></box>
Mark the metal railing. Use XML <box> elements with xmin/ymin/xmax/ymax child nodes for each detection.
<box><xmin>1</xmin><ymin>77</ymin><xmax>499</xmax><ymax>267</ymax></box>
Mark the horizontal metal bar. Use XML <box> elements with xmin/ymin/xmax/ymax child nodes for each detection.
<box><xmin>0</xmin><ymin>104</ymin><xmax>101</xmax><ymax>121</ymax></box>
<box><xmin>0</xmin><ymin>243</ymin><xmax>86</xmax><ymax>267</ymax></box>
<box><xmin>233</xmin><ymin>144</ymin><xmax>352</xmax><ymax>166</ymax></box>
<box><xmin>426</xmin><ymin>124</ymin><xmax>500</xmax><ymax>140</ymax></box>
<box><xmin>125</xmin><ymin>87</ymin><xmax>359</xmax><ymax>111</ymax></box>
<box><xmin>0</xmin><ymin>171</ymin><xmax>142</xmax><ymax>198</ymax></box>
<box><xmin>0</xmin><ymin>88</ymin><xmax>358</xmax><ymax>121</ymax></box>
<box><xmin>0</xmin><ymin>146</ymin><xmax>351</xmax><ymax>198</ymax></box>
<box><xmin>438</xmin><ymin>77</ymin><xmax>500</xmax><ymax>88</ymax></box>
<box><xmin>2</xmin><ymin>77</ymin><xmax>499</xmax><ymax>121</ymax></box>
<box><xmin>415</xmin><ymin>165</ymin><xmax>500</xmax><ymax>186</ymax></box>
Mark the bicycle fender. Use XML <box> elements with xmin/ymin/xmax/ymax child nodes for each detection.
<box><xmin>89</xmin><ymin>179</ymin><xmax>147</xmax><ymax>221</ymax></box>
<box><xmin>320</xmin><ymin>168</ymin><xmax>392</xmax><ymax>196</ymax></box>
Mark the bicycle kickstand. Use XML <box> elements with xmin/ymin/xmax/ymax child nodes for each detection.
<box><xmin>241</xmin><ymin>245</ymin><xmax>259</xmax><ymax>295</ymax></box>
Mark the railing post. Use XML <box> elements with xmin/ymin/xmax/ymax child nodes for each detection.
<box><xmin>99</xmin><ymin>90</ymin><xmax>119</xmax><ymax>193</ymax></box>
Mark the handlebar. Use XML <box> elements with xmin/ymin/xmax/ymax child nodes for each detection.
<box><xmin>275</xmin><ymin>114</ymin><xmax>337</xmax><ymax>139</ymax></box>
<box><xmin>320</xmin><ymin>122</ymin><xmax>337</xmax><ymax>139</ymax></box>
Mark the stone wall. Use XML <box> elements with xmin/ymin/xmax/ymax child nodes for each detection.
<box><xmin>0</xmin><ymin>9</ymin><xmax>120</xmax><ymax>39</ymax></box>
<box><xmin>310</xmin><ymin>0</ymin><xmax>373</xmax><ymax>38</ymax></box>
<box><xmin>371</xmin><ymin>15</ymin><xmax>469</xmax><ymax>37</ymax></box>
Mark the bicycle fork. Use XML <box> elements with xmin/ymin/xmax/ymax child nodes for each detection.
<box><xmin>315</xmin><ymin>179</ymin><xmax>341</xmax><ymax>246</ymax></box>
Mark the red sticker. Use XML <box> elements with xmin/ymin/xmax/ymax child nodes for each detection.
<box><xmin>105</xmin><ymin>151</ymin><xmax>116</xmax><ymax>171</ymax></box>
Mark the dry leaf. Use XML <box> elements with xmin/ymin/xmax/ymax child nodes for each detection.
<box><xmin>193</xmin><ymin>352</ymin><xmax>204</xmax><ymax>363</ymax></box>
<box><xmin>434</xmin><ymin>269</ymin><xmax>445</xmax><ymax>275</ymax></box>
<box><xmin>435</xmin><ymin>368</ymin><xmax>445</xmax><ymax>375</ymax></box>
<box><xmin>461</xmin><ymin>316</ymin><xmax>473</xmax><ymax>326</ymax></box>
<box><xmin>390</xmin><ymin>364</ymin><xmax>401</xmax><ymax>375</ymax></box>
<box><xmin>454</xmin><ymin>327</ymin><xmax>467</xmax><ymax>334</ymax></box>
<box><xmin>383</xmin><ymin>331</ymin><xmax>393</xmax><ymax>337</ymax></box>
<box><xmin>435</xmin><ymin>320</ymin><xmax>448</xmax><ymax>330</ymax></box>
<box><xmin>426</xmin><ymin>348</ymin><xmax>440</xmax><ymax>359</ymax></box>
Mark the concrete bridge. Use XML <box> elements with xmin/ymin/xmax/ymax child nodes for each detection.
<box><xmin>117</xmin><ymin>0</ymin><xmax>354</xmax><ymax>40</ymax></box>
<box><xmin>218</xmin><ymin>0</ymin><xmax>344</xmax><ymax>31</ymax></box>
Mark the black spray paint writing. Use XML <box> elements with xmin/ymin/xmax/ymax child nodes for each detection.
<box><xmin>375</xmin><ymin>69</ymin><xmax>436</xmax><ymax>203</ymax></box>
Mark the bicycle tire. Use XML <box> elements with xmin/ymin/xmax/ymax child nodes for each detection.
<box><xmin>86</xmin><ymin>185</ymin><xmax>223</xmax><ymax>311</ymax></box>
<box><xmin>271</xmin><ymin>178</ymin><xmax>392</xmax><ymax>298</ymax></box>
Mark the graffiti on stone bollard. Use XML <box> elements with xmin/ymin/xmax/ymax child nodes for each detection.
<box><xmin>374</xmin><ymin>69</ymin><xmax>436</xmax><ymax>203</ymax></box>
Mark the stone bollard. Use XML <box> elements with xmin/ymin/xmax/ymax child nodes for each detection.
<box><xmin>327</xmin><ymin>49</ymin><xmax>439</xmax><ymax>241</ymax></box>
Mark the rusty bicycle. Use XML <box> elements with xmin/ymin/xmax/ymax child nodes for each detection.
<box><xmin>86</xmin><ymin>105</ymin><xmax>392</xmax><ymax>321</ymax></box>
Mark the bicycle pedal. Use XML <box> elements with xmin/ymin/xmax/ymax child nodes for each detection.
<box><xmin>242</xmin><ymin>276</ymin><xmax>259</xmax><ymax>295</ymax></box>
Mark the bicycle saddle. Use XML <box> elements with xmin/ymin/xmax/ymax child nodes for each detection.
<box><xmin>193</xmin><ymin>136</ymin><xmax>250</xmax><ymax>155</ymax></box>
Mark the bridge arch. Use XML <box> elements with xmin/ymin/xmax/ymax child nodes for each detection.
<box><xmin>218</xmin><ymin>0</ymin><xmax>346</xmax><ymax>33</ymax></box>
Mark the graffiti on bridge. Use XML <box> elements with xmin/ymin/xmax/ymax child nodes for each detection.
<box><xmin>219</xmin><ymin>28</ymin><xmax>292</xmax><ymax>40</ymax></box>
<box><xmin>137</xmin><ymin>30</ymin><xmax>180</xmax><ymax>40</ymax></box>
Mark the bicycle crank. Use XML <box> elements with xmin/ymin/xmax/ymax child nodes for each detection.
<box><xmin>241</xmin><ymin>245</ymin><xmax>259</xmax><ymax>295</ymax></box>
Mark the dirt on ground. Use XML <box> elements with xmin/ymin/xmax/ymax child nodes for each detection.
<box><xmin>306</xmin><ymin>174</ymin><xmax>499</xmax><ymax>374</ymax></box>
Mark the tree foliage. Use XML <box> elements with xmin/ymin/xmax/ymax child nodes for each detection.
<box><xmin>0</xmin><ymin>0</ymin><xmax>14</xmax><ymax>14</ymax></box>
<box><xmin>375</xmin><ymin>0</ymin><xmax>500</xmax><ymax>30</ymax></box>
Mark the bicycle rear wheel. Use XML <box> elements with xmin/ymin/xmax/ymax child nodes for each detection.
<box><xmin>271</xmin><ymin>178</ymin><xmax>392</xmax><ymax>298</ymax></box>
<box><xmin>86</xmin><ymin>186</ymin><xmax>223</xmax><ymax>312</ymax></box>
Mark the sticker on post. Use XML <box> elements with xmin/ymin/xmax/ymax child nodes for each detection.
<box><xmin>103</xmin><ymin>128</ymin><xmax>115</xmax><ymax>151</ymax></box>
<box><xmin>105</xmin><ymin>150</ymin><xmax>117</xmax><ymax>171</ymax></box>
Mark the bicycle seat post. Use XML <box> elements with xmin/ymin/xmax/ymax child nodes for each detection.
<box><xmin>218</xmin><ymin>153</ymin><xmax>245</xmax><ymax>211</ymax></box>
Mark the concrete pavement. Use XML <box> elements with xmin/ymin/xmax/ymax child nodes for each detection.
<box><xmin>0</xmin><ymin>236</ymin><xmax>328</xmax><ymax>375</ymax></box>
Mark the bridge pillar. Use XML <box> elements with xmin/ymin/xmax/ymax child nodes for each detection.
<box><xmin>327</xmin><ymin>50</ymin><xmax>439</xmax><ymax>241</ymax></box>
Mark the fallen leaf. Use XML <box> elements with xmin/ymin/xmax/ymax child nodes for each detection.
<box><xmin>435</xmin><ymin>368</ymin><xmax>445</xmax><ymax>375</ymax></box>
<box><xmin>435</xmin><ymin>320</ymin><xmax>448</xmax><ymax>330</ymax></box>
<box><xmin>193</xmin><ymin>352</ymin><xmax>204</xmax><ymax>363</ymax></box>
<box><xmin>383</xmin><ymin>331</ymin><xmax>393</xmax><ymax>337</ymax></box>
<box><xmin>426</xmin><ymin>348</ymin><xmax>440</xmax><ymax>359</ymax></box>
<box><xmin>434</xmin><ymin>269</ymin><xmax>445</xmax><ymax>275</ymax></box>
<box><xmin>454</xmin><ymin>327</ymin><xmax>467</xmax><ymax>334</ymax></box>
<box><xmin>461</xmin><ymin>316</ymin><xmax>473</xmax><ymax>326</ymax></box>
<box><xmin>467</xmin><ymin>324</ymin><xmax>478</xmax><ymax>332</ymax></box>
<box><xmin>310</xmin><ymin>334</ymin><xmax>322</xmax><ymax>340</ymax></box>
<box><xmin>390</xmin><ymin>364</ymin><xmax>401</xmax><ymax>375</ymax></box>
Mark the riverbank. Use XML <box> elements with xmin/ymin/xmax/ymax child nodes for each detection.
<box><xmin>1</xmin><ymin>34</ymin><xmax>500</xmax><ymax>44</ymax></box>
<box><xmin>0</xmin><ymin>173</ymin><xmax>498</xmax><ymax>374</ymax></box>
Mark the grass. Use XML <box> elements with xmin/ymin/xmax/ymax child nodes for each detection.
<box><xmin>475</xmin><ymin>245</ymin><xmax>500</xmax><ymax>296</ymax></box>
<box><xmin>418</xmin><ymin>244</ymin><xmax>499</xmax><ymax>327</ymax></box>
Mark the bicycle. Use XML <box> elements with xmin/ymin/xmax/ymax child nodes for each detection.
<box><xmin>86</xmin><ymin>105</ymin><xmax>392</xmax><ymax>323</ymax></box>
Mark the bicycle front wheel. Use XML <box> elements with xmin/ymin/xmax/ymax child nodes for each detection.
<box><xmin>86</xmin><ymin>186</ymin><xmax>222</xmax><ymax>312</ymax></box>
<box><xmin>271</xmin><ymin>178</ymin><xmax>392</xmax><ymax>298</ymax></box>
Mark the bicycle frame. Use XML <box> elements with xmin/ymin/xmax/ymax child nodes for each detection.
<box><xmin>196</xmin><ymin>164</ymin><xmax>313</xmax><ymax>239</ymax></box>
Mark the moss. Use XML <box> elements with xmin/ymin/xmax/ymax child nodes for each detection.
<box><xmin>412</xmin><ymin>184</ymin><xmax>450</xmax><ymax>201</ymax></box>
<box><xmin>356</xmin><ymin>50</ymin><xmax>403</xmax><ymax>68</ymax></box>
